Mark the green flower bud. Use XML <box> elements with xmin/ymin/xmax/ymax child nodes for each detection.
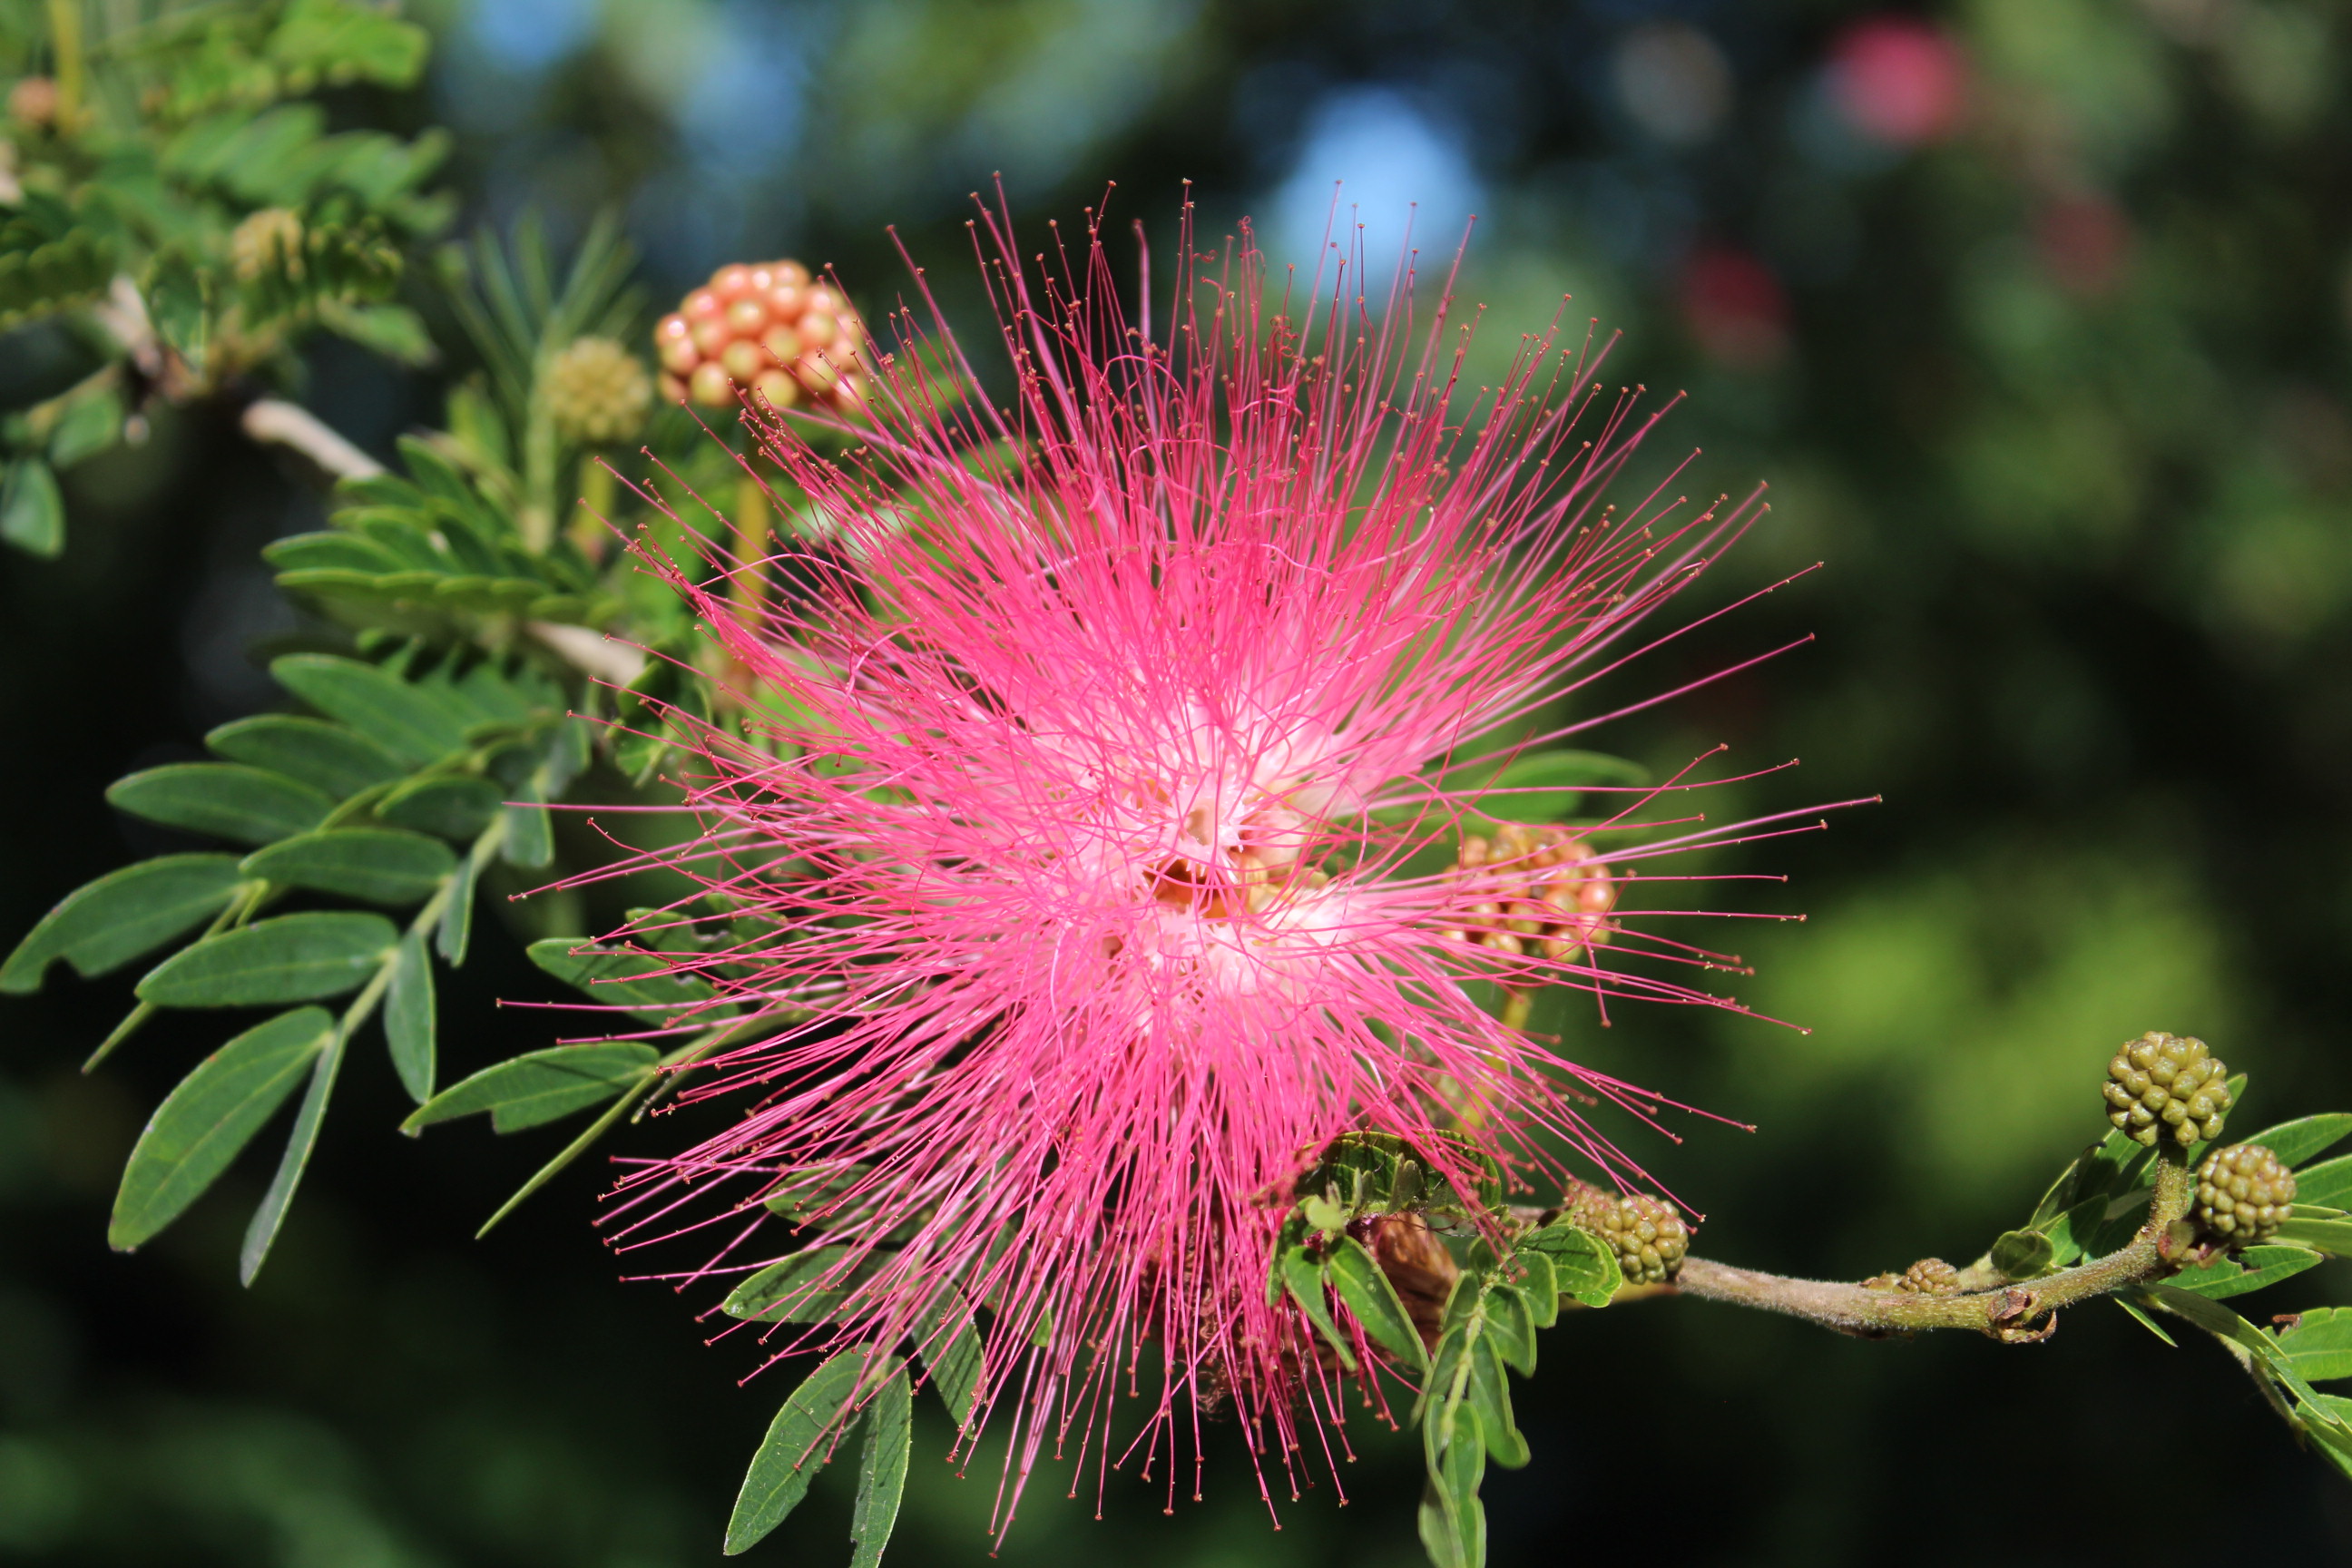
<box><xmin>545</xmin><ymin>335</ymin><xmax>653</xmax><ymax>446</ymax></box>
<box><xmin>2102</xmin><ymin>1031</ymin><xmax>2230</xmax><ymax>1148</ymax></box>
<box><xmin>2193</xmin><ymin>1143</ymin><xmax>2295</xmax><ymax>1247</ymax></box>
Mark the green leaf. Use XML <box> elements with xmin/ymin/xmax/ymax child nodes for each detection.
<box><xmin>726</xmin><ymin>1348</ymin><xmax>869</xmax><ymax>1554</ymax></box>
<box><xmin>913</xmin><ymin>1293</ymin><xmax>984</xmax><ymax>1426</ymax></box>
<box><xmin>270</xmin><ymin>653</ymin><xmax>470</xmax><ymax>765</ymax></box>
<box><xmin>137</xmin><ymin>912</ymin><xmax>397</xmax><ymax>1007</ymax></box>
<box><xmin>107</xmin><ymin>1007</ymin><xmax>333</xmax><ymax>1250</ymax></box>
<box><xmin>2</xmin><ymin>854</ymin><xmax>248</xmax><ymax>993</ymax></box>
<box><xmin>848</xmin><ymin>1371</ymin><xmax>912</xmax><ymax>1568</ymax></box>
<box><xmin>1465</xmin><ymin>1332</ymin><xmax>1528</xmax><ymax>1469</ymax></box>
<box><xmin>1327</xmin><ymin>1235</ymin><xmax>1428</xmax><ymax>1371</ymax></box>
<box><xmin>2293</xmin><ymin>1153</ymin><xmax>2352</xmax><ymax>1212</ymax></box>
<box><xmin>1282</xmin><ymin>1246</ymin><xmax>1356</xmax><ymax>1371</ymax></box>
<box><xmin>2113</xmin><ymin>1296</ymin><xmax>2178</xmax><ymax>1347</ymax></box>
<box><xmin>1512</xmin><ymin>1249</ymin><xmax>1559</xmax><ymax>1328</ymax></box>
<box><xmin>205</xmin><ymin>715</ymin><xmax>405</xmax><ymax>799</ymax></box>
<box><xmin>402</xmin><ymin>1042</ymin><xmax>659</xmax><ymax>1133</ymax></box>
<box><xmin>1</xmin><ymin>456</ymin><xmax>64</xmax><ymax>558</ymax></box>
<box><xmin>2275</xmin><ymin>1308</ymin><xmax>2352</xmax><ymax>1383</ymax></box>
<box><xmin>723</xmin><ymin>1246</ymin><xmax>887</xmax><ymax>1325</ymax></box>
<box><xmin>240</xmin><ymin>1029</ymin><xmax>349</xmax><ymax>1287</ymax></box>
<box><xmin>1518</xmin><ymin>1221</ymin><xmax>1622</xmax><ymax>1307</ymax></box>
<box><xmin>1989</xmin><ymin>1228</ymin><xmax>2057</xmax><ymax>1280</ymax></box>
<box><xmin>502</xmin><ymin>789</ymin><xmax>554</xmax><ymax>869</ymax></box>
<box><xmin>385</xmin><ymin>930</ymin><xmax>435</xmax><ymax>1102</ymax></box>
<box><xmin>1475</xmin><ymin>748</ymin><xmax>1648</xmax><ymax>821</ymax></box>
<box><xmin>1483</xmin><ymin>1282</ymin><xmax>1536</xmax><ymax>1377</ymax></box>
<box><xmin>525</xmin><ymin>937</ymin><xmax>719</xmax><ymax>1022</ymax></box>
<box><xmin>2272</xmin><ymin>1216</ymin><xmax>2352</xmax><ymax>1256</ymax></box>
<box><xmin>108</xmin><ymin>763</ymin><xmax>333</xmax><ymax>846</ymax></box>
<box><xmin>2239</xmin><ymin>1114</ymin><xmax>2352</xmax><ymax>1171</ymax></box>
<box><xmin>2136</xmin><ymin>1284</ymin><xmax>2352</xmax><ymax>1432</ymax></box>
<box><xmin>241</xmin><ymin>828</ymin><xmax>455</xmax><ymax>905</ymax></box>
<box><xmin>48</xmin><ymin>387</ymin><xmax>122</xmax><ymax>468</ymax></box>
<box><xmin>269</xmin><ymin>0</ymin><xmax>432</xmax><ymax>90</ymax></box>
<box><xmin>377</xmin><ymin>776</ymin><xmax>501</xmax><ymax>840</ymax></box>
<box><xmin>2165</xmin><ymin>1246</ymin><xmax>2322</xmax><ymax>1299</ymax></box>
<box><xmin>1419</xmin><ymin>1401</ymin><xmax>1485</xmax><ymax>1568</ymax></box>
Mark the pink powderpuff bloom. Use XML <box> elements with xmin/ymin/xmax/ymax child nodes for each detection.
<box><xmin>589</xmin><ymin>193</ymin><xmax>1831</xmax><ymax>1530</ymax></box>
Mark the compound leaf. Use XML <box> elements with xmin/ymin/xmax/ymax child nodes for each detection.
<box><xmin>725</xmin><ymin>1348</ymin><xmax>868</xmax><ymax>1554</ymax></box>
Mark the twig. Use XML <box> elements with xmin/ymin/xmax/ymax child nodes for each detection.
<box><xmin>241</xmin><ymin>397</ymin><xmax>386</xmax><ymax>480</ymax></box>
<box><xmin>1658</xmin><ymin>1153</ymin><xmax>2198</xmax><ymax>1340</ymax></box>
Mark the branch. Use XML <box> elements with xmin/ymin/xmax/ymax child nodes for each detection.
<box><xmin>241</xmin><ymin>397</ymin><xmax>387</xmax><ymax>481</ymax></box>
<box><xmin>1657</xmin><ymin>1152</ymin><xmax>2197</xmax><ymax>1341</ymax></box>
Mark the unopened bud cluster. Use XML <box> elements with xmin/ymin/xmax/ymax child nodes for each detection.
<box><xmin>1568</xmin><ymin>1186</ymin><xmax>1689</xmax><ymax>1286</ymax></box>
<box><xmin>1445</xmin><ymin>825</ymin><xmax>1615</xmax><ymax>963</ymax></box>
<box><xmin>1867</xmin><ymin>1257</ymin><xmax>1961</xmax><ymax>1294</ymax></box>
<box><xmin>2103</xmin><ymin>1031</ymin><xmax>2230</xmax><ymax>1148</ymax></box>
<box><xmin>654</xmin><ymin>260</ymin><xmax>871</xmax><ymax>415</ymax></box>
<box><xmin>230</xmin><ymin>208</ymin><xmax>305</xmax><ymax>283</ymax></box>
<box><xmin>2194</xmin><ymin>1143</ymin><xmax>2294</xmax><ymax>1247</ymax></box>
<box><xmin>544</xmin><ymin>335</ymin><xmax>652</xmax><ymax>446</ymax></box>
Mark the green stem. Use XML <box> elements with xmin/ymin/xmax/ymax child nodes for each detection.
<box><xmin>82</xmin><ymin>878</ymin><xmax>268</xmax><ymax>1072</ymax></box>
<box><xmin>45</xmin><ymin>0</ymin><xmax>83</xmax><ymax>132</ymax></box>
<box><xmin>1665</xmin><ymin>1152</ymin><xmax>2199</xmax><ymax>1340</ymax></box>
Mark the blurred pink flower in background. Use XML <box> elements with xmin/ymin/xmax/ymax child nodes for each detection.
<box><xmin>1827</xmin><ymin>17</ymin><xmax>1969</xmax><ymax>147</ymax></box>
<box><xmin>1681</xmin><ymin>247</ymin><xmax>1792</xmax><ymax>369</ymax></box>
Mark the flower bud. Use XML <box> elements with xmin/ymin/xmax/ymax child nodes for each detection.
<box><xmin>230</xmin><ymin>208</ymin><xmax>305</xmax><ymax>283</ymax></box>
<box><xmin>544</xmin><ymin>335</ymin><xmax>652</xmax><ymax>446</ymax></box>
<box><xmin>2102</xmin><ymin>1031</ymin><xmax>2230</xmax><ymax>1147</ymax></box>
<box><xmin>1566</xmin><ymin>1186</ymin><xmax>1689</xmax><ymax>1286</ymax></box>
<box><xmin>2194</xmin><ymin>1142</ymin><xmax>2294</xmax><ymax>1247</ymax></box>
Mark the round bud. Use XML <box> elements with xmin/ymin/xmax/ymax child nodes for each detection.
<box><xmin>1567</xmin><ymin>1186</ymin><xmax>1689</xmax><ymax>1287</ymax></box>
<box><xmin>799</xmin><ymin>309</ymin><xmax>839</xmax><ymax>349</ymax></box>
<box><xmin>10</xmin><ymin>76</ymin><xmax>58</xmax><ymax>128</ymax></box>
<box><xmin>724</xmin><ymin>296</ymin><xmax>769</xmax><ymax>338</ymax></box>
<box><xmin>746</xmin><ymin>264</ymin><xmax>777</xmax><ymax>292</ymax></box>
<box><xmin>544</xmin><ymin>335</ymin><xmax>652</xmax><ymax>446</ymax></box>
<box><xmin>768</xmin><ymin>282</ymin><xmax>806</xmax><ymax>319</ymax></box>
<box><xmin>682</xmin><ymin>288</ymin><xmax>724</xmax><ymax>322</ymax></box>
<box><xmin>719</xmin><ymin>339</ymin><xmax>768</xmax><ymax>383</ymax></box>
<box><xmin>2102</xmin><ymin>1031</ymin><xmax>2230</xmax><ymax>1148</ymax></box>
<box><xmin>795</xmin><ymin>351</ymin><xmax>843</xmax><ymax>395</ymax></box>
<box><xmin>761</xmin><ymin>325</ymin><xmax>804</xmax><ymax>365</ymax></box>
<box><xmin>688</xmin><ymin>361</ymin><xmax>734</xmax><ymax>407</ymax></box>
<box><xmin>775</xmin><ymin>260</ymin><xmax>812</xmax><ymax>289</ymax></box>
<box><xmin>753</xmin><ymin>368</ymin><xmax>802</xmax><ymax>409</ymax></box>
<box><xmin>1896</xmin><ymin>1257</ymin><xmax>1960</xmax><ymax>1294</ymax></box>
<box><xmin>690</xmin><ymin>315</ymin><xmax>731</xmax><ymax>358</ymax></box>
<box><xmin>2194</xmin><ymin>1143</ymin><xmax>2295</xmax><ymax>1247</ymax></box>
<box><xmin>660</xmin><ymin>371</ymin><xmax>689</xmax><ymax>406</ymax></box>
<box><xmin>831</xmin><ymin>375</ymin><xmax>871</xmax><ymax>415</ymax></box>
<box><xmin>710</xmin><ymin>262</ymin><xmax>755</xmax><ymax>299</ymax></box>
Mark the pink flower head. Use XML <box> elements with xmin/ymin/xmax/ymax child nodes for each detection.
<box><xmin>591</xmin><ymin>193</ymin><xmax>1825</xmax><ymax>1529</ymax></box>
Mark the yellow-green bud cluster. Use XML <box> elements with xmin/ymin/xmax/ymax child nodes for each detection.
<box><xmin>2194</xmin><ymin>1143</ymin><xmax>2295</xmax><ymax>1247</ymax></box>
<box><xmin>1570</xmin><ymin>1188</ymin><xmax>1689</xmax><ymax>1286</ymax></box>
<box><xmin>545</xmin><ymin>335</ymin><xmax>653</xmax><ymax>446</ymax></box>
<box><xmin>2103</xmin><ymin>1031</ymin><xmax>2230</xmax><ymax>1147</ymax></box>
<box><xmin>1883</xmin><ymin>1257</ymin><xmax>1961</xmax><ymax>1294</ymax></box>
<box><xmin>230</xmin><ymin>208</ymin><xmax>305</xmax><ymax>284</ymax></box>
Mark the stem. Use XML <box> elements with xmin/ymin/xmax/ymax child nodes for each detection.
<box><xmin>242</xmin><ymin>398</ymin><xmax>385</xmax><ymax>481</ymax></box>
<box><xmin>1661</xmin><ymin>1152</ymin><xmax>2198</xmax><ymax>1341</ymax></box>
<box><xmin>45</xmin><ymin>0</ymin><xmax>82</xmax><ymax>132</ymax></box>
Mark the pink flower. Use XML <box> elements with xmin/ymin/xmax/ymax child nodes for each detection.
<box><xmin>593</xmin><ymin>196</ymin><xmax>1819</xmax><ymax>1528</ymax></box>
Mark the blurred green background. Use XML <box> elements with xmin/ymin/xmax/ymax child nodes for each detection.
<box><xmin>7</xmin><ymin>0</ymin><xmax>2352</xmax><ymax>1562</ymax></box>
